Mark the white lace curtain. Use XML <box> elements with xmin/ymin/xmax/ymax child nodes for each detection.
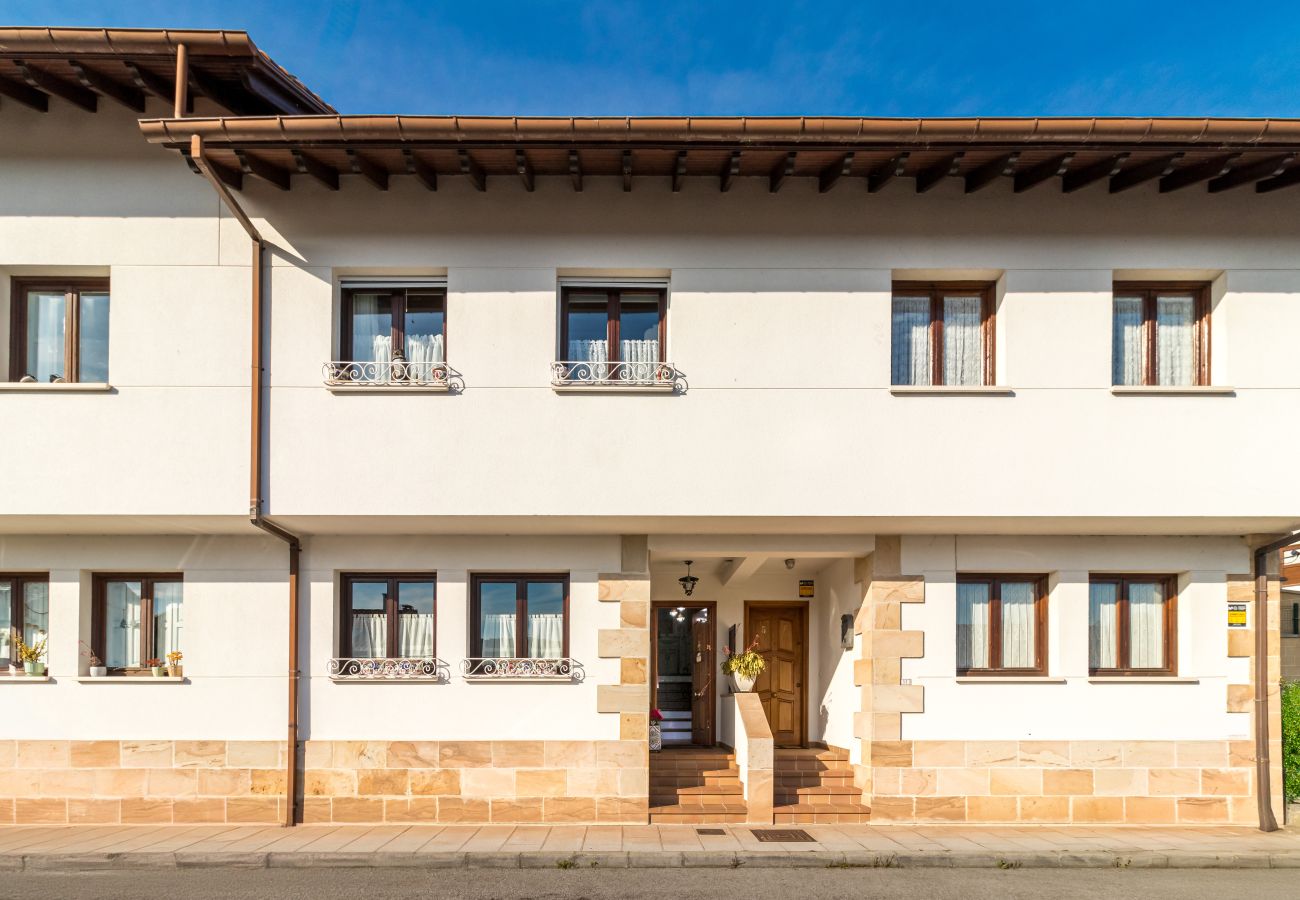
<box><xmin>480</xmin><ymin>613</ymin><xmax>564</xmax><ymax>658</ymax></box>
<box><xmin>1089</xmin><ymin>582</ymin><xmax>1119</xmax><ymax>669</ymax></box>
<box><xmin>956</xmin><ymin>582</ymin><xmax>990</xmax><ymax>669</ymax></box>
<box><xmin>957</xmin><ymin>581</ymin><xmax>1034</xmax><ymax>669</ymax></box>
<box><xmin>1112</xmin><ymin>297</ymin><xmax>1145</xmax><ymax>385</ymax></box>
<box><xmin>621</xmin><ymin>339</ymin><xmax>659</xmax><ymax>382</ymax></box>
<box><xmin>891</xmin><ymin>296</ymin><xmax>981</xmax><ymax>385</ymax></box>
<box><xmin>351</xmin><ymin>613</ymin><xmax>435</xmax><ymax>658</ymax></box>
<box><xmin>351</xmin><ymin>294</ymin><xmax>444</xmax><ymax>382</ymax></box>
<box><xmin>1090</xmin><ymin>581</ymin><xmax>1164</xmax><ymax>670</ymax></box>
<box><xmin>1113</xmin><ymin>295</ymin><xmax>1195</xmax><ymax>386</ymax></box>
<box><xmin>999</xmin><ymin>581</ymin><xmax>1035</xmax><ymax>669</ymax></box>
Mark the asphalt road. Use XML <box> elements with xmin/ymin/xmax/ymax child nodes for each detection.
<box><xmin>1</xmin><ymin>868</ymin><xmax>1296</xmax><ymax>900</ymax></box>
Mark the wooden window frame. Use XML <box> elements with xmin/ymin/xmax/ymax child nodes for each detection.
<box><xmin>91</xmin><ymin>574</ymin><xmax>183</xmax><ymax>674</ymax></box>
<box><xmin>558</xmin><ymin>286</ymin><xmax>667</xmax><ymax>364</ymax></box>
<box><xmin>1111</xmin><ymin>281</ymin><xmax>1211</xmax><ymax>386</ymax></box>
<box><xmin>1088</xmin><ymin>574</ymin><xmax>1179</xmax><ymax>676</ymax></box>
<box><xmin>0</xmin><ymin>573</ymin><xmax>49</xmax><ymax>670</ymax></box>
<box><xmin>9</xmin><ymin>277</ymin><xmax>111</xmax><ymax>383</ymax></box>
<box><xmin>339</xmin><ymin>286</ymin><xmax>447</xmax><ymax>361</ymax></box>
<box><xmin>338</xmin><ymin>572</ymin><xmax>438</xmax><ymax>658</ymax></box>
<box><xmin>891</xmin><ymin>281</ymin><xmax>996</xmax><ymax>386</ymax></box>
<box><xmin>955</xmin><ymin>574</ymin><xmax>1049</xmax><ymax>676</ymax></box>
<box><xmin>469</xmin><ymin>573</ymin><xmax>570</xmax><ymax>659</ymax></box>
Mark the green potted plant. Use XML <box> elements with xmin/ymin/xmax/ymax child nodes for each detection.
<box><xmin>147</xmin><ymin>658</ymin><xmax>165</xmax><ymax>677</ymax></box>
<box><xmin>14</xmin><ymin>632</ymin><xmax>47</xmax><ymax>677</ymax></box>
<box><xmin>166</xmin><ymin>650</ymin><xmax>183</xmax><ymax>678</ymax></box>
<box><xmin>721</xmin><ymin>636</ymin><xmax>765</xmax><ymax>692</ymax></box>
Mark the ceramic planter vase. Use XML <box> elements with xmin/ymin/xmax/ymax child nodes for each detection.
<box><xmin>729</xmin><ymin>672</ymin><xmax>757</xmax><ymax>693</ymax></box>
<box><xmin>151</xmin><ymin>666</ymin><xmax>165</xmax><ymax>677</ymax></box>
<box><xmin>89</xmin><ymin>666</ymin><xmax>107</xmax><ymax>677</ymax></box>
<box><xmin>23</xmin><ymin>661</ymin><xmax>45</xmax><ymax>676</ymax></box>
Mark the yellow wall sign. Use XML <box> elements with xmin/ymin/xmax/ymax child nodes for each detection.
<box><xmin>1227</xmin><ymin>603</ymin><xmax>1248</xmax><ymax>628</ymax></box>
<box><xmin>798</xmin><ymin>580</ymin><xmax>814</xmax><ymax>599</ymax></box>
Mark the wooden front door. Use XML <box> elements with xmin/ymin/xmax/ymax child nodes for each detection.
<box><xmin>747</xmin><ymin>604</ymin><xmax>806</xmax><ymax>747</ymax></box>
<box><xmin>690</xmin><ymin>614</ymin><xmax>714</xmax><ymax>745</ymax></box>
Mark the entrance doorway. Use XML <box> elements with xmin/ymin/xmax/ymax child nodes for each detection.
<box><xmin>744</xmin><ymin>603</ymin><xmax>807</xmax><ymax>747</ymax></box>
<box><xmin>651</xmin><ymin>602</ymin><xmax>715</xmax><ymax>746</ymax></box>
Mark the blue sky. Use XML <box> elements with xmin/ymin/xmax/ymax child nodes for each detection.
<box><xmin>6</xmin><ymin>1</ymin><xmax>1299</xmax><ymax>116</ymax></box>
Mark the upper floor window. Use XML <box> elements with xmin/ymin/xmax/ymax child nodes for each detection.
<box><xmin>470</xmin><ymin>574</ymin><xmax>568</xmax><ymax>660</ymax></box>
<box><xmin>91</xmin><ymin>575</ymin><xmax>182</xmax><ymax>673</ymax></box>
<box><xmin>0</xmin><ymin>574</ymin><xmax>49</xmax><ymax>671</ymax></box>
<box><xmin>956</xmin><ymin>574</ymin><xmax>1047</xmax><ymax>675</ymax></box>
<box><xmin>337</xmin><ymin>285</ymin><xmax>446</xmax><ymax>384</ymax></box>
<box><xmin>559</xmin><ymin>286</ymin><xmax>665</xmax><ymax>383</ymax></box>
<box><xmin>1112</xmin><ymin>283</ymin><xmax>1209</xmax><ymax>386</ymax></box>
<box><xmin>891</xmin><ymin>282</ymin><xmax>994</xmax><ymax>386</ymax></box>
<box><xmin>10</xmin><ymin>279</ymin><xmax>110</xmax><ymax>383</ymax></box>
<box><xmin>1089</xmin><ymin>575</ymin><xmax>1177</xmax><ymax>675</ymax></box>
<box><xmin>339</xmin><ymin>573</ymin><xmax>436</xmax><ymax>659</ymax></box>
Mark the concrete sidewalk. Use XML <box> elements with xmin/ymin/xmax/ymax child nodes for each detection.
<box><xmin>2</xmin><ymin>823</ymin><xmax>1300</xmax><ymax>871</ymax></box>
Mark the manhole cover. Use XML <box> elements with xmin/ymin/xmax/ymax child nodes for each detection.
<box><xmin>696</xmin><ymin>828</ymin><xmax>726</xmax><ymax>835</ymax></box>
<box><xmin>751</xmin><ymin>829</ymin><xmax>815</xmax><ymax>843</ymax></box>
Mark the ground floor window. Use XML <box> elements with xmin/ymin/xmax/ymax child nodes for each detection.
<box><xmin>956</xmin><ymin>574</ymin><xmax>1047</xmax><ymax>675</ymax></box>
<box><xmin>339</xmin><ymin>574</ymin><xmax>436</xmax><ymax>658</ymax></box>
<box><xmin>470</xmin><ymin>574</ymin><xmax>568</xmax><ymax>658</ymax></box>
<box><xmin>0</xmin><ymin>574</ymin><xmax>49</xmax><ymax>670</ymax></box>
<box><xmin>1089</xmin><ymin>575</ymin><xmax>1177</xmax><ymax>674</ymax></box>
<box><xmin>91</xmin><ymin>575</ymin><xmax>182</xmax><ymax>673</ymax></box>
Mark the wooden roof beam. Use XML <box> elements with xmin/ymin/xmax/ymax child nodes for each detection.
<box><xmin>569</xmin><ymin>150</ymin><xmax>582</xmax><ymax>192</ymax></box>
<box><xmin>1013</xmin><ymin>153</ymin><xmax>1074</xmax><ymax>193</ymax></box>
<box><xmin>348</xmin><ymin>149</ymin><xmax>389</xmax><ymax>191</ymax></box>
<box><xmin>867</xmin><ymin>152</ymin><xmax>909</xmax><ymax>192</ymax></box>
<box><xmin>622</xmin><ymin>150</ymin><xmax>633</xmax><ymax>192</ymax></box>
<box><xmin>516</xmin><ymin>150</ymin><xmax>535</xmax><ymax>192</ymax></box>
<box><xmin>123</xmin><ymin>61</ymin><xmax>172</xmax><ymax>100</ymax></box>
<box><xmin>720</xmin><ymin>150</ymin><xmax>741</xmax><ymax>193</ymax></box>
<box><xmin>0</xmin><ymin>73</ymin><xmax>48</xmax><ymax>111</ymax></box>
<box><xmin>769</xmin><ymin>151</ymin><xmax>797</xmax><ymax>193</ymax></box>
<box><xmin>915</xmin><ymin>152</ymin><xmax>964</xmax><ymax>193</ymax></box>
<box><xmin>672</xmin><ymin>151</ymin><xmax>687</xmax><ymax>193</ymax></box>
<box><xmin>14</xmin><ymin>61</ymin><xmax>96</xmax><ymax>112</ymax></box>
<box><xmin>69</xmin><ymin>61</ymin><xmax>144</xmax><ymax>112</ymax></box>
<box><xmin>293</xmin><ymin>149</ymin><xmax>339</xmax><ymax>191</ymax></box>
<box><xmin>182</xmin><ymin>149</ymin><xmax>241</xmax><ymax>190</ymax></box>
<box><xmin>235</xmin><ymin>149</ymin><xmax>291</xmax><ymax>191</ymax></box>
<box><xmin>188</xmin><ymin>64</ymin><xmax>258</xmax><ymax>116</ymax></box>
<box><xmin>1061</xmin><ymin>153</ymin><xmax>1129</xmax><ymax>193</ymax></box>
<box><xmin>964</xmin><ymin>152</ymin><xmax>1019</xmax><ymax>193</ymax></box>
<box><xmin>1209</xmin><ymin>153</ymin><xmax>1296</xmax><ymax>192</ymax></box>
<box><xmin>403</xmin><ymin>149</ymin><xmax>437</xmax><ymax>191</ymax></box>
<box><xmin>458</xmin><ymin>150</ymin><xmax>485</xmax><ymax>192</ymax></box>
<box><xmin>1256</xmin><ymin>160</ymin><xmax>1300</xmax><ymax>193</ymax></box>
<box><xmin>1109</xmin><ymin>153</ymin><xmax>1184</xmax><ymax>193</ymax></box>
<box><xmin>1159</xmin><ymin>154</ymin><xmax>1240</xmax><ymax>193</ymax></box>
<box><xmin>818</xmin><ymin>152</ymin><xmax>854</xmax><ymax>193</ymax></box>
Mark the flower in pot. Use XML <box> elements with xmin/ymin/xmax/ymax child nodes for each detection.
<box><xmin>14</xmin><ymin>632</ymin><xmax>47</xmax><ymax>677</ymax></box>
<box><xmin>80</xmin><ymin>641</ymin><xmax>106</xmax><ymax>678</ymax></box>
<box><xmin>721</xmin><ymin>636</ymin><xmax>765</xmax><ymax>693</ymax></box>
<box><xmin>165</xmin><ymin>650</ymin><xmax>183</xmax><ymax>678</ymax></box>
<box><xmin>146</xmin><ymin>658</ymin><xmax>165</xmax><ymax>677</ymax></box>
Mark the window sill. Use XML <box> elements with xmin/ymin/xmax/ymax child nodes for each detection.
<box><xmin>889</xmin><ymin>385</ymin><xmax>1014</xmax><ymax>396</ymax></box>
<box><xmin>1110</xmin><ymin>386</ymin><xmax>1235</xmax><ymax>396</ymax></box>
<box><xmin>75</xmin><ymin>676</ymin><xmax>186</xmax><ymax>683</ymax></box>
<box><xmin>551</xmin><ymin>382</ymin><xmax>677</xmax><ymax>394</ymax></box>
<box><xmin>0</xmin><ymin>675</ymin><xmax>53</xmax><ymax>683</ymax></box>
<box><xmin>956</xmin><ymin>676</ymin><xmax>1066</xmax><ymax>684</ymax></box>
<box><xmin>0</xmin><ymin>382</ymin><xmax>113</xmax><ymax>393</ymax></box>
<box><xmin>1088</xmin><ymin>676</ymin><xmax>1199</xmax><ymax>684</ymax></box>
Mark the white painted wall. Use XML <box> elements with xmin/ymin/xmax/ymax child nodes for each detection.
<box><xmin>900</xmin><ymin>534</ymin><xmax>1253</xmax><ymax>742</ymax></box>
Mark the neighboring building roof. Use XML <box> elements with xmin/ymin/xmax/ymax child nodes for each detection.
<box><xmin>0</xmin><ymin>27</ymin><xmax>333</xmax><ymax>116</ymax></box>
<box><xmin>140</xmin><ymin>114</ymin><xmax>1300</xmax><ymax>194</ymax></box>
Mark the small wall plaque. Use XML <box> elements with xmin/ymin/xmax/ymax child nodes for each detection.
<box><xmin>799</xmin><ymin>580</ymin><xmax>814</xmax><ymax>598</ymax></box>
<box><xmin>1228</xmin><ymin>603</ymin><xmax>1248</xmax><ymax>628</ymax></box>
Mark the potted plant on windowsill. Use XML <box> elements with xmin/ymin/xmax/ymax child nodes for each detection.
<box><xmin>80</xmin><ymin>641</ymin><xmax>106</xmax><ymax>678</ymax></box>
<box><xmin>147</xmin><ymin>658</ymin><xmax>165</xmax><ymax>677</ymax></box>
<box><xmin>721</xmin><ymin>636</ymin><xmax>765</xmax><ymax>693</ymax></box>
<box><xmin>166</xmin><ymin>651</ymin><xmax>183</xmax><ymax>678</ymax></box>
<box><xmin>14</xmin><ymin>632</ymin><xmax>47</xmax><ymax>677</ymax></box>
<box><xmin>649</xmin><ymin>707</ymin><xmax>664</xmax><ymax>751</ymax></box>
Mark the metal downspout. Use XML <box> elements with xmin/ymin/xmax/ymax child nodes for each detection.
<box><xmin>1251</xmin><ymin>531</ymin><xmax>1300</xmax><ymax>831</ymax></box>
<box><xmin>190</xmin><ymin>134</ymin><xmax>302</xmax><ymax>827</ymax></box>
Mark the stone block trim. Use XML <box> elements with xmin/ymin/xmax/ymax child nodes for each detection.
<box><xmin>869</xmin><ymin>739</ymin><xmax>1260</xmax><ymax>825</ymax></box>
<box><xmin>597</xmin><ymin>572</ymin><xmax>651</xmax><ymax>821</ymax></box>
<box><xmin>0</xmin><ymin>740</ymin><xmax>288</xmax><ymax>825</ymax></box>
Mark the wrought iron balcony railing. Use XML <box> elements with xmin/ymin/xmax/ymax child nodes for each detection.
<box><xmin>550</xmin><ymin>360</ymin><xmax>684</xmax><ymax>392</ymax></box>
<box><xmin>460</xmin><ymin>657</ymin><xmax>585</xmax><ymax>682</ymax></box>
<box><xmin>323</xmin><ymin>360</ymin><xmax>463</xmax><ymax>391</ymax></box>
<box><xmin>328</xmin><ymin>657</ymin><xmax>450</xmax><ymax>682</ymax></box>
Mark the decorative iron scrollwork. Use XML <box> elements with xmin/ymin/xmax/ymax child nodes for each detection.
<box><xmin>327</xmin><ymin>657</ymin><xmax>450</xmax><ymax>681</ymax></box>
<box><xmin>460</xmin><ymin>658</ymin><xmax>585</xmax><ymax>682</ymax></box>
<box><xmin>550</xmin><ymin>360</ymin><xmax>685</xmax><ymax>392</ymax></box>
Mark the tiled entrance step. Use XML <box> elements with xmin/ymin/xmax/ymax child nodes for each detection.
<box><xmin>649</xmin><ymin>747</ymin><xmax>747</xmax><ymax>824</ymax></box>
<box><xmin>773</xmin><ymin>747</ymin><xmax>871</xmax><ymax>824</ymax></box>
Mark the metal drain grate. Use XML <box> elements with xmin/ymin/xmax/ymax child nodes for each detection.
<box><xmin>751</xmin><ymin>829</ymin><xmax>815</xmax><ymax>843</ymax></box>
<box><xmin>696</xmin><ymin>828</ymin><xmax>726</xmax><ymax>835</ymax></box>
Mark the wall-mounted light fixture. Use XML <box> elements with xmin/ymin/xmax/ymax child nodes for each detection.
<box><xmin>678</xmin><ymin>560</ymin><xmax>699</xmax><ymax>597</ymax></box>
